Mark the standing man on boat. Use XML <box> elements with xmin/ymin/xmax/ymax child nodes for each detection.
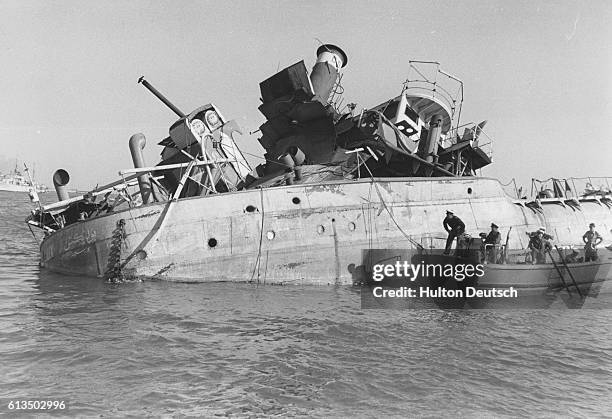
<box><xmin>583</xmin><ymin>223</ymin><xmax>603</xmax><ymax>262</ymax></box>
<box><xmin>443</xmin><ymin>210</ymin><xmax>465</xmax><ymax>255</ymax></box>
<box><xmin>484</xmin><ymin>223</ymin><xmax>501</xmax><ymax>263</ymax></box>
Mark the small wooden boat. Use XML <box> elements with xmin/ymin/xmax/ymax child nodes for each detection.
<box><xmin>481</xmin><ymin>259</ymin><xmax>608</xmax><ymax>293</ymax></box>
<box><xmin>388</xmin><ymin>247</ymin><xmax>612</xmax><ymax>308</ymax></box>
<box><xmin>481</xmin><ymin>246</ymin><xmax>612</xmax><ymax>295</ymax></box>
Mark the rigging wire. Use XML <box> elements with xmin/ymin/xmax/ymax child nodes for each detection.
<box><xmin>250</xmin><ymin>187</ymin><xmax>265</xmax><ymax>283</ymax></box>
<box><xmin>362</xmin><ymin>162</ymin><xmax>425</xmax><ymax>251</ymax></box>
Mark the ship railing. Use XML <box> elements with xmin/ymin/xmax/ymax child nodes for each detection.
<box><xmin>403</xmin><ymin>83</ymin><xmax>457</xmax><ymax>117</ymax></box>
<box><xmin>40</xmin><ymin>157</ymin><xmax>238</xmax><ymax>213</ymax></box>
<box><xmin>40</xmin><ymin>174</ymin><xmax>141</xmax><ymax>213</ymax></box>
<box><xmin>120</xmin><ymin>156</ymin><xmax>240</xmax><ymax>197</ymax></box>
<box><xmin>500</xmin><ymin>244</ymin><xmax>594</xmax><ymax>266</ymax></box>
<box><xmin>416</xmin><ymin>234</ymin><xmax>448</xmax><ymax>250</ymax></box>
<box><xmin>530</xmin><ymin>176</ymin><xmax>612</xmax><ymax>199</ymax></box>
<box><xmin>117</xmin><ymin>158</ymin><xmax>237</xmax><ymax>177</ymax></box>
<box><xmin>403</xmin><ymin>61</ymin><xmax>464</xmax><ymax>128</ymax></box>
<box><xmin>500</xmin><ymin>178</ymin><xmax>522</xmax><ymax>199</ymax></box>
<box><xmin>482</xmin><ymin>243</ymin><xmax>504</xmax><ymax>264</ymax></box>
<box><xmin>441</xmin><ymin>121</ymin><xmax>494</xmax><ymax>160</ymax></box>
<box><xmin>28</xmin><ymin>175</ymin><xmax>148</xmax><ymax>233</ymax></box>
<box><xmin>31</xmin><ymin>157</ymin><xmax>237</xmax><ymax>233</ymax></box>
<box><xmin>413</xmin><ymin>237</ymin><xmax>591</xmax><ymax>265</ymax></box>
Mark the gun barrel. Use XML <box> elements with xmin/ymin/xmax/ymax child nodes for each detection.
<box><xmin>138</xmin><ymin>76</ymin><xmax>186</xmax><ymax>118</ymax></box>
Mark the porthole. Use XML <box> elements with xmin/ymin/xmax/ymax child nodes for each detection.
<box><xmin>317</xmin><ymin>225</ymin><xmax>325</xmax><ymax>235</ymax></box>
<box><xmin>292</xmin><ymin>197</ymin><xmax>301</xmax><ymax>205</ymax></box>
<box><xmin>245</xmin><ymin>205</ymin><xmax>257</xmax><ymax>213</ymax></box>
<box><xmin>208</xmin><ymin>238</ymin><xmax>218</xmax><ymax>248</ymax></box>
<box><xmin>266</xmin><ymin>231</ymin><xmax>275</xmax><ymax>240</ymax></box>
<box><xmin>467</xmin><ymin>187</ymin><xmax>473</xmax><ymax>194</ymax></box>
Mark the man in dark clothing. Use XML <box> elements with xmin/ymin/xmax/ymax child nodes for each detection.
<box><xmin>564</xmin><ymin>249</ymin><xmax>579</xmax><ymax>263</ymax></box>
<box><xmin>583</xmin><ymin>223</ymin><xmax>603</xmax><ymax>262</ymax></box>
<box><xmin>484</xmin><ymin>223</ymin><xmax>501</xmax><ymax>263</ymax></box>
<box><xmin>527</xmin><ymin>228</ymin><xmax>552</xmax><ymax>264</ymax></box>
<box><xmin>443</xmin><ymin>211</ymin><xmax>465</xmax><ymax>254</ymax></box>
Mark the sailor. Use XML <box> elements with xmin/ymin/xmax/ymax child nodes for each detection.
<box><xmin>527</xmin><ymin>228</ymin><xmax>551</xmax><ymax>264</ymax></box>
<box><xmin>582</xmin><ymin>223</ymin><xmax>603</xmax><ymax>262</ymax></box>
<box><xmin>443</xmin><ymin>210</ymin><xmax>465</xmax><ymax>254</ymax></box>
<box><xmin>478</xmin><ymin>232</ymin><xmax>487</xmax><ymax>262</ymax></box>
<box><xmin>484</xmin><ymin>223</ymin><xmax>501</xmax><ymax>263</ymax></box>
<box><xmin>564</xmin><ymin>249</ymin><xmax>580</xmax><ymax>264</ymax></box>
<box><xmin>455</xmin><ymin>232</ymin><xmax>474</xmax><ymax>258</ymax></box>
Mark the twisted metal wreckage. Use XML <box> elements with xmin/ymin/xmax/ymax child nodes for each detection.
<box><xmin>26</xmin><ymin>44</ymin><xmax>612</xmax><ymax>289</ymax></box>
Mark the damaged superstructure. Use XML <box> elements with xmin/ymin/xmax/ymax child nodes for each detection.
<box><xmin>27</xmin><ymin>44</ymin><xmax>612</xmax><ymax>284</ymax></box>
<box><xmin>252</xmin><ymin>45</ymin><xmax>492</xmax><ymax>186</ymax></box>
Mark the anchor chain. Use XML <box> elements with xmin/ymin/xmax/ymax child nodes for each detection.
<box><xmin>104</xmin><ymin>219</ymin><xmax>126</xmax><ymax>283</ymax></box>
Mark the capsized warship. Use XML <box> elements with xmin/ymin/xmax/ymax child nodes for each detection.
<box><xmin>27</xmin><ymin>44</ymin><xmax>612</xmax><ymax>285</ymax></box>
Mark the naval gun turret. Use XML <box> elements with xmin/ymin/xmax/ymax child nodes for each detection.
<box><xmin>138</xmin><ymin>77</ymin><xmax>252</xmax><ymax>197</ymax></box>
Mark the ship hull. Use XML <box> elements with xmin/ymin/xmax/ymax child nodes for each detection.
<box><xmin>39</xmin><ymin>176</ymin><xmax>612</xmax><ymax>285</ymax></box>
<box><xmin>0</xmin><ymin>184</ymin><xmax>32</xmax><ymax>193</ymax></box>
<box><xmin>0</xmin><ymin>183</ymin><xmax>47</xmax><ymax>193</ymax></box>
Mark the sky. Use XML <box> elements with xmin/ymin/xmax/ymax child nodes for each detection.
<box><xmin>0</xmin><ymin>0</ymin><xmax>610</xmax><ymax>193</ymax></box>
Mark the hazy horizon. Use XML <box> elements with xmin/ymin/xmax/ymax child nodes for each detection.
<box><xmin>1</xmin><ymin>0</ymin><xmax>610</xmax><ymax>194</ymax></box>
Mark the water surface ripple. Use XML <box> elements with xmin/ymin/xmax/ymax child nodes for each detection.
<box><xmin>1</xmin><ymin>192</ymin><xmax>611</xmax><ymax>417</ymax></box>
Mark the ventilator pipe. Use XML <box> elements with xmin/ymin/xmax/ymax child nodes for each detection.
<box><xmin>288</xmin><ymin>146</ymin><xmax>306</xmax><ymax>166</ymax></box>
<box><xmin>418</xmin><ymin>114</ymin><xmax>443</xmax><ymax>163</ymax></box>
<box><xmin>278</xmin><ymin>153</ymin><xmax>294</xmax><ymax>171</ymax></box>
<box><xmin>310</xmin><ymin>44</ymin><xmax>348</xmax><ymax>103</ymax></box>
<box><xmin>287</xmin><ymin>146</ymin><xmax>305</xmax><ymax>181</ymax></box>
<box><xmin>277</xmin><ymin>153</ymin><xmax>296</xmax><ymax>185</ymax></box>
<box><xmin>284</xmin><ymin>172</ymin><xmax>294</xmax><ymax>185</ymax></box>
<box><xmin>53</xmin><ymin>169</ymin><xmax>70</xmax><ymax>202</ymax></box>
<box><xmin>294</xmin><ymin>166</ymin><xmax>303</xmax><ymax>181</ymax></box>
<box><xmin>129</xmin><ymin>133</ymin><xmax>152</xmax><ymax>204</ymax></box>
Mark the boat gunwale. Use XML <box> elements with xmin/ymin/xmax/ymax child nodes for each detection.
<box><xmin>484</xmin><ymin>260</ymin><xmax>612</xmax><ymax>271</ymax></box>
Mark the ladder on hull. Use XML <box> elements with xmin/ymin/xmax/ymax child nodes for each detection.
<box><xmin>546</xmin><ymin>246</ymin><xmax>583</xmax><ymax>297</ymax></box>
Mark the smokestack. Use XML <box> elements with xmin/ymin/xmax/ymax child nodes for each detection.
<box><xmin>309</xmin><ymin>44</ymin><xmax>348</xmax><ymax>104</ymax></box>
<box><xmin>129</xmin><ymin>133</ymin><xmax>152</xmax><ymax>204</ymax></box>
<box><xmin>53</xmin><ymin>169</ymin><xmax>70</xmax><ymax>202</ymax></box>
<box><xmin>418</xmin><ymin>114</ymin><xmax>443</xmax><ymax>163</ymax></box>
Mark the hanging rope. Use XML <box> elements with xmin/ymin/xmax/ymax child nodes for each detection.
<box><xmin>250</xmin><ymin>187</ymin><xmax>265</xmax><ymax>283</ymax></box>
<box><xmin>361</xmin><ymin>163</ymin><xmax>425</xmax><ymax>251</ymax></box>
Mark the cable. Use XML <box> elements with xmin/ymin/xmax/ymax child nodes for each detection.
<box><xmin>250</xmin><ymin>187</ymin><xmax>265</xmax><ymax>283</ymax></box>
<box><xmin>499</xmin><ymin>178</ymin><xmax>517</xmax><ymax>187</ymax></box>
<box><xmin>362</xmin><ymin>162</ymin><xmax>425</xmax><ymax>251</ymax></box>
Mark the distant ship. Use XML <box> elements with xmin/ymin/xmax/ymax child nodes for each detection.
<box><xmin>0</xmin><ymin>163</ymin><xmax>48</xmax><ymax>194</ymax></box>
<box><xmin>26</xmin><ymin>44</ymin><xmax>612</xmax><ymax>286</ymax></box>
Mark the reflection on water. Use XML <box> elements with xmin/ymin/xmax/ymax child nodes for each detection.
<box><xmin>1</xmin><ymin>192</ymin><xmax>612</xmax><ymax>416</ymax></box>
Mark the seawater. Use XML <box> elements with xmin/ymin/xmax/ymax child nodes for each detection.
<box><xmin>1</xmin><ymin>191</ymin><xmax>611</xmax><ymax>417</ymax></box>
